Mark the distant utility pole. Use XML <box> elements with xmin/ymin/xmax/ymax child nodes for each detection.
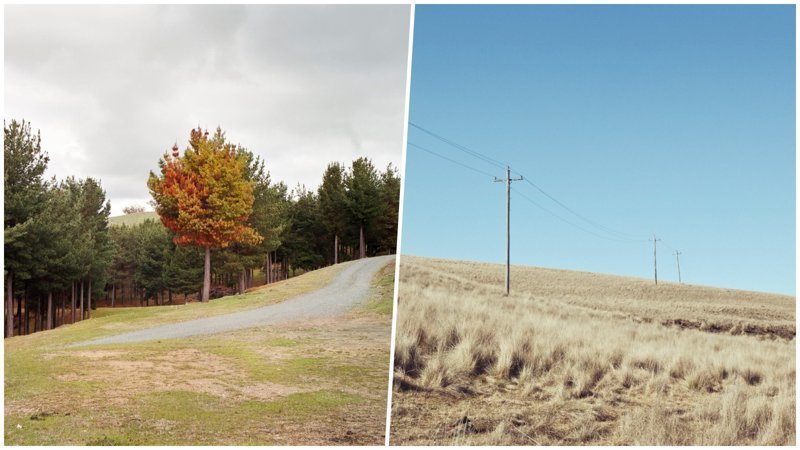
<box><xmin>649</xmin><ymin>234</ymin><xmax>661</xmax><ymax>285</ymax></box>
<box><xmin>494</xmin><ymin>166</ymin><xmax>523</xmax><ymax>296</ymax></box>
<box><xmin>673</xmin><ymin>250</ymin><xmax>682</xmax><ymax>284</ymax></box>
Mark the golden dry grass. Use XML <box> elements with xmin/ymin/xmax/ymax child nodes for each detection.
<box><xmin>390</xmin><ymin>256</ymin><xmax>795</xmax><ymax>445</ymax></box>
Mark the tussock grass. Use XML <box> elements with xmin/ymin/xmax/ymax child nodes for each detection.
<box><xmin>390</xmin><ymin>256</ymin><xmax>795</xmax><ymax>445</ymax></box>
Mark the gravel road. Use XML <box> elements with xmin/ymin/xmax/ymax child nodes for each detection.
<box><xmin>76</xmin><ymin>255</ymin><xmax>395</xmax><ymax>346</ymax></box>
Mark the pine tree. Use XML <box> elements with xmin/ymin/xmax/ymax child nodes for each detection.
<box><xmin>318</xmin><ymin>162</ymin><xmax>348</xmax><ymax>264</ymax></box>
<box><xmin>4</xmin><ymin>119</ymin><xmax>49</xmax><ymax>336</ymax></box>
<box><xmin>344</xmin><ymin>158</ymin><xmax>381</xmax><ymax>259</ymax></box>
<box><xmin>375</xmin><ymin>164</ymin><xmax>401</xmax><ymax>255</ymax></box>
<box><xmin>133</xmin><ymin>220</ymin><xmax>171</xmax><ymax>305</ymax></box>
<box><xmin>283</xmin><ymin>186</ymin><xmax>326</xmax><ymax>272</ymax></box>
<box><xmin>165</xmin><ymin>243</ymin><xmax>204</xmax><ymax>303</ymax></box>
<box><xmin>148</xmin><ymin>127</ymin><xmax>262</xmax><ymax>302</ymax></box>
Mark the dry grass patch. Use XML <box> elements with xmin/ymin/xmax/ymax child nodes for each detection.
<box><xmin>390</xmin><ymin>256</ymin><xmax>795</xmax><ymax>445</ymax></box>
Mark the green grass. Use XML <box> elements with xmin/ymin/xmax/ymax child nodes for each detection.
<box><xmin>4</xmin><ymin>259</ymin><xmax>394</xmax><ymax>445</ymax></box>
<box><xmin>108</xmin><ymin>211</ymin><xmax>159</xmax><ymax>227</ymax></box>
<box><xmin>360</xmin><ymin>262</ymin><xmax>395</xmax><ymax>316</ymax></box>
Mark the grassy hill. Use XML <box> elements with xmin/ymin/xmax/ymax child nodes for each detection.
<box><xmin>5</xmin><ymin>260</ymin><xmax>395</xmax><ymax>445</ymax></box>
<box><xmin>390</xmin><ymin>256</ymin><xmax>795</xmax><ymax>445</ymax></box>
<box><xmin>108</xmin><ymin>211</ymin><xmax>158</xmax><ymax>227</ymax></box>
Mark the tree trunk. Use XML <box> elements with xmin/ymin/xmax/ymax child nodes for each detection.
<box><xmin>359</xmin><ymin>225</ymin><xmax>365</xmax><ymax>259</ymax></box>
<box><xmin>334</xmin><ymin>234</ymin><xmax>339</xmax><ymax>264</ymax></box>
<box><xmin>239</xmin><ymin>269</ymin><xmax>246</xmax><ymax>294</ymax></box>
<box><xmin>16</xmin><ymin>295</ymin><xmax>22</xmax><ymax>335</ymax></box>
<box><xmin>6</xmin><ymin>272</ymin><xmax>13</xmax><ymax>338</ymax></box>
<box><xmin>168</xmin><ymin>290</ymin><xmax>172</xmax><ymax>304</ymax></box>
<box><xmin>202</xmin><ymin>246</ymin><xmax>211</xmax><ymax>302</ymax></box>
<box><xmin>47</xmin><ymin>292</ymin><xmax>53</xmax><ymax>330</ymax></box>
<box><xmin>39</xmin><ymin>297</ymin><xmax>43</xmax><ymax>331</ymax></box>
<box><xmin>24</xmin><ymin>298</ymin><xmax>29</xmax><ymax>335</ymax></box>
<box><xmin>71</xmin><ymin>282</ymin><xmax>76</xmax><ymax>324</ymax></box>
<box><xmin>269</xmin><ymin>254</ymin><xmax>273</xmax><ymax>283</ymax></box>
<box><xmin>79</xmin><ymin>280</ymin><xmax>84</xmax><ymax>321</ymax></box>
<box><xmin>111</xmin><ymin>283</ymin><xmax>116</xmax><ymax>308</ymax></box>
<box><xmin>87</xmin><ymin>279</ymin><xmax>92</xmax><ymax>319</ymax></box>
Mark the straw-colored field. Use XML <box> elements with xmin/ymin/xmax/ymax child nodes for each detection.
<box><xmin>390</xmin><ymin>256</ymin><xmax>795</xmax><ymax>445</ymax></box>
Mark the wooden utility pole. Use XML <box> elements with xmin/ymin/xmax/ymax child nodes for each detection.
<box><xmin>494</xmin><ymin>166</ymin><xmax>523</xmax><ymax>295</ymax></box>
<box><xmin>673</xmin><ymin>250</ymin><xmax>682</xmax><ymax>283</ymax></box>
<box><xmin>649</xmin><ymin>234</ymin><xmax>661</xmax><ymax>285</ymax></box>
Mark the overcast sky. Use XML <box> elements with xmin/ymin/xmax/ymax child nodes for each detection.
<box><xmin>5</xmin><ymin>4</ymin><xmax>410</xmax><ymax>215</ymax></box>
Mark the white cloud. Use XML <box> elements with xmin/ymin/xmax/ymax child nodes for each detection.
<box><xmin>5</xmin><ymin>4</ymin><xmax>410</xmax><ymax>215</ymax></box>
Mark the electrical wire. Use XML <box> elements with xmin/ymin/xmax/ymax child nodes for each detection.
<box><xmin>513</xmin><ymin>188</ymin><xmax>644</xmax><ymax>244</ymax></box>
<box><xmin>409</xmin><ymin>122</ymin><xmax>508</xmax><ymax>170</ymax></box>
<box><xmin>408</xmin><ymin>142</ymin><xmax>499</xmax><ymax>179</ymax></box>
<box><xmin>515</xmin><ymin>175</ymin><xmax>648</xmax><ymax>242</ymax></box>
<box><xmin>409</xmin><ymin>121</ymin><xmax>668</xmax><ymax>247</ymax></box>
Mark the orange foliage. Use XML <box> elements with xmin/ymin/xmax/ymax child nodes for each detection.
<box><xmin>148</xmin><ymin>127</ymin><xmax>263</xmax><ymax>249</ymax></box>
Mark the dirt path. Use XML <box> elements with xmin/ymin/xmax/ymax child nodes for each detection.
<box><xmin>75</xmin><ymin>255</ymin><xmax>395</xmax><ymax>346</ymax></box>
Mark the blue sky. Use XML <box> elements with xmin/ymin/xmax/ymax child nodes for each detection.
<box><xmin>401</xmin><ymin>5</ymin><xmax>795</xmax><ymax>295</ymax></box>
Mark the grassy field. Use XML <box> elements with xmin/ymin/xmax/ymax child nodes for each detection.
<box><xmin>108</xmin><ymin>211</ymin><xmax>158</xmax><ymax>227</ymax></box>
<box><xmin>390</xmin><ymin>256</ymin><xmax>795</xmax><ymax>445</ymax></box>
<box><xmin>5</xmin><ymin>260</ymin><xmax>395</xmax><ymax>445</ymax></box>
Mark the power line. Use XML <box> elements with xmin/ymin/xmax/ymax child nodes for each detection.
<box><xmin>411</xmin><ymin>139</ymin><xmax>647</xmax><ymax>248</ymax></box>
<box><xmin>408</xmin><ymin>142</ymin><xmax>498</xmax><ymax>178</ymax></box>
<box><xmin>410</xmin><ymin>121</ymin><xmax>646</xmax><ymax>242</ymax></box>
<box><xmin>409</xmin><ymin>122</ymin><xmax>508</xmax><ymax>169</ymax></box>
<box><xmin>514</xmin><ymin>188</ymin><xmax>644</xmax><ymax>244</ymax></box>
<box><xmin>516</xmin><ymin>175</ymin><xmax>647</xmax><ymax>242</ymax></box>
<box><xmin>409</xmin><ymin>122</ymin><xmax>683</xmax><ymax>281</ymax></box>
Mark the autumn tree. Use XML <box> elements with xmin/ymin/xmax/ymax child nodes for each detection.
<box><xmin>217</xmin><ymin>149</ymin><xmax>286</xmax><ymax>294</ymax></box>
<box><xmin>148</xmin><ymin>127</ymin><xmax>262</xmax><ymax>302</ymax></box>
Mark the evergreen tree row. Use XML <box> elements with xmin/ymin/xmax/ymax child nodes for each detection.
<box><xmin>5</xmin><ymin>120</ymin><xmax>113</xmax><ymax>337</ymax></box>
<box><xmin>4</xmin><ymin>122</ymin><xmax>401</xmax><ymax>337</ymax></box>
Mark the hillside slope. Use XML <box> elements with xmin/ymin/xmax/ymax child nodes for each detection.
<box><xmin>391</xmin><ymin>256</ymin><xmax>795</xmax><ymax>445</ymax></box>
<box><xmin>411</xmin><ymin>256</ymin><xmax>794</xmax><ymax>339</ymax></box>
<box><xmin>108</xmin><ymin>211</ymin><xmax>158</xmax><ymax>227</ymax></box>
<box><xmin>5</xmin><ymin>259</ymin><xmax>396</xmax><ymax>445</ymax></box>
